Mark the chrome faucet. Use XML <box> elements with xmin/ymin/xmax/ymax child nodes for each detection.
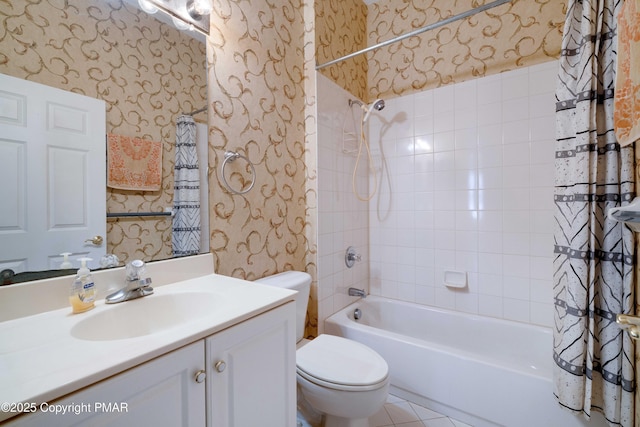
<box><xmin>348</xmin><ymin>287</ymin><xmax>366</xmax><ymax>298</ymax></box>
<box><xmin>105</xmin><ymin>260</ymin><xmax>153</xmax><ymax>304</ymax></box>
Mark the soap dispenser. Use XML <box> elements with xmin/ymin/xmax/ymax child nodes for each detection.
<box><xmin>69</xmin><ymin>257</ymin><xmax>96</xmax><ymax>314</ymax></box>
<box><xmin>60</xmin><ymin>252</ymin><xmax>73</xmax><ymax>269</ymax></box>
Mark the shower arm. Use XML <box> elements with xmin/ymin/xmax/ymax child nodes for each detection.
<box><xmin>348</xmin><ymin>99</ymin><xmax>384</xmax><ymax>123</ymax></box>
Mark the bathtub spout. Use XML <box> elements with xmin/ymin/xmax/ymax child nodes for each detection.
<box><xmin>348</xmin><ymin>287</ymin><xmax>366</xmax><ymax>298</ymax></box>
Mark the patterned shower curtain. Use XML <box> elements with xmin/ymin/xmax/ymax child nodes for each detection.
<box><xmin>553</xmin><ymin>0</ymin><xmax>635</xmax><ymax>425</ymax></box>
<box><xmin>172</xmin><ymin>115</ymin><xmax>201</xmax><ymax>257</ymax></box>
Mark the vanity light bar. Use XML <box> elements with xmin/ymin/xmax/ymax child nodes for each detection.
<box><xmin>138</xmin><ymin>0</ymin><xmax>210</xmax><ymax>36</ymax></box>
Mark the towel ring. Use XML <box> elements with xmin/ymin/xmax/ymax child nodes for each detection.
<box><xmin>221</xmin><ymin>151</ymin><xmax>256</xmax><ymax>195</ymax></box>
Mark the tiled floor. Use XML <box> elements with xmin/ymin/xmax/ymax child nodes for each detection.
<box><xmin>297</xmin><ymin>394</ymin><xmax>473</xmax><ymax>427</ymax></box>
<box><xmin>370</xmin><ymin>394</ymin><xmax>472</xmax><ymax>427</ymax></box>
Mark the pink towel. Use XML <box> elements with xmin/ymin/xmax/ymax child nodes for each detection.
<box><xmin>107</xmin><ymin>133</ymin><xmax>163</xmax><ymax>191</ymax></box>
<box><xmin>614</xmin><ymin>0</ymin><xmax>640</xmax><ymax>147</ymax></box>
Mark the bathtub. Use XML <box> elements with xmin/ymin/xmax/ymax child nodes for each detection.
<box><xmin>324</xmin><ymin>296</ymin><xmax>608</xmax><ymax>427</ymax></box>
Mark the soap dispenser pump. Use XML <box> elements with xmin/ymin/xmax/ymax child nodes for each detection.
<box><xmin>60</xmin><ymin>252</ymin><xmax>73</xmax><ymax>269</ymax></box>
<box><xmin>69</xmin><ymin>257</ymin><xmax>96</xmax><ymax>314</ymax></box>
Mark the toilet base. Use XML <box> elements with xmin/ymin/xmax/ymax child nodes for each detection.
<box><xmin>324</xmin><ymin>414</ymin><xmax>369</xmax><ymax>427</ymax></box>
<box><xmin>297</xmin><ymin>372</ymin><xmax>388</xmax><ymax>427</ymax></box>
<box><xmin>297</xmin><ymin>385</ymin><xmax>323</xmax><ymax>427</ymax></box>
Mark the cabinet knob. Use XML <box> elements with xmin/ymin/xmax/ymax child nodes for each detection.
<box><xmin>215</xmin><ymin>360</ymin><xmax>226</xmax><ymax>373</ymax></box>
<box><xmin>194</xmin><ymin>370</ymin><xmax>206</xmax><ymax>383</ymax></box>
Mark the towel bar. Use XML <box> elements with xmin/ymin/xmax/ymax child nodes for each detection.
<box><xmin>107</xmin><ymin>211</ymin><xmax>172</xmax><ymax>218</ymax></box>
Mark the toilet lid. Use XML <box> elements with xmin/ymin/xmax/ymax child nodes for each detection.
<box><xmin>296</xmin><ymin>335</ymin><xmax>388</xmax><ymax>387</ymax></box>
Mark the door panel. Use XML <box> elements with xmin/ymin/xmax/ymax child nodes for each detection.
<box><xmin>0</xmin><ymin>73</ymin><xmax>106</xmax><ymax>271</ymax></box>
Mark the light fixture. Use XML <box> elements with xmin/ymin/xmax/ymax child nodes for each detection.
<box><xmin>136</xmin><ymin>0</ymin><xmax>211</xmax><ymax>36</ymax></box>
<box><xmin>186</xmin><ymin>0</ymin><xmax>213</xmax><ymax>19</ymax></box>
<box><xmin>172</xmin><ymin>15</ymin><xmax>191</xmax><ymax>30</ymax></box>
<box><xmin>138</xmin><ymin>0</ymin><xmax>158</xmax><ymax>14</ymax></box>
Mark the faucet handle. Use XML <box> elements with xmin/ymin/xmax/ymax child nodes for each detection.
<box><xmin>345</xmin><ymin>246</ymin><xmax>362</xmax><ymax>268</ymax></box>
<box><xmin>348</xmin><ymin>253</ymin><xmax>362</xmax><ymax>262</ymax></box>
<box><xmin>126</xmin><ymin>259</ymin><xmax>146</xmax><ymax>281</ymax></box>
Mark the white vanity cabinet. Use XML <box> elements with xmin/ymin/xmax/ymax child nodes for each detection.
<box><xmin>206</xmin><ymin>302</ymin><xmax>297</xmax><ymax>427</ymax></box>
<box><xmin>7</xmin><ymin>302</ymin><xmax>296</xmax><ymax>427</ymax></box>
<box><xmin>8</xmin><ymin>340</ymin><xmax>206</xmax><ymax>427</ymax></box>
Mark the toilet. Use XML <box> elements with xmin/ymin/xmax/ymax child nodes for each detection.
<box><xmin>257</xmin><ymin>271</ymin><xmax>389</xmax><ymax>427</ymax></box>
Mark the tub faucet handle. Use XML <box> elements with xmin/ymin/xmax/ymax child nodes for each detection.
<box><xmin>345</xmin><ymin>246</ymin><xmax>362</xmax><ymax>268</ymax></box>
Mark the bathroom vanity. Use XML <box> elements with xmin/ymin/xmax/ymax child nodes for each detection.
<box><xmin>0</xmin><ymin>255</ymin><xmax>297</xmax><ymax>426</ymax></box>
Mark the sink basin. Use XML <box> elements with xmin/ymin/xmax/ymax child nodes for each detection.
<box><xmin>71</xmin><ymin>292</ymin><xmax>219</xmax><ymax>341</ymax></box>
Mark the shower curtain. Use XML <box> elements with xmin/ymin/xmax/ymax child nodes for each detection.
<box><xmin>553</xmin><ymin>0</ymin><xmax>635</xmax><ymax>425</ymax></box>
<box><xmin>172</xmin><ymin>115</ymin><xmax>201</xmax><ymax>257</ymax></box>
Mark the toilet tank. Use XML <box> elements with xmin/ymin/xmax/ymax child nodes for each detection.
<box><xmin>256</xmin><ymin>271</ymin><xmax>311</xmax><ymax>343</ymax></box>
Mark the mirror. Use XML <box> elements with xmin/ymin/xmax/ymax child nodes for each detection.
<box><xmin>0</xmin><ymin>0</ymin><xmax>209</xmax><ymax>283</ymax></box>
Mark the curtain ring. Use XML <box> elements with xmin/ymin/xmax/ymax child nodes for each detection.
<box><xmin>221</xmin><ymin>151</ymin><xmax>256</xmax><ymax>195</ymax></box>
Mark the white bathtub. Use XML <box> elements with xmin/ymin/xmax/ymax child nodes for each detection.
<box><xmin>324</xmin><ymin>296</ymin><xmax>608</xmax><ymax>427</ymax></box>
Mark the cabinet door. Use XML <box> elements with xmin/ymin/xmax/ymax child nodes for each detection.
<box><xmin>206</xmin><ymin>302</ymin><xmax>296</xmax><ymax>427</ymax></box>
<box><xmin>8</xmin><ymin>341</ymin><xmax>206</xmax><ymax>427</ymax></box>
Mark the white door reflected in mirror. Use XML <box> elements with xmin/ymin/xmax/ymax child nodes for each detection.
<box><xmin>0</xmin><ymin>73</ymin><xmax>106</xmax><ymax>272</ymax></box>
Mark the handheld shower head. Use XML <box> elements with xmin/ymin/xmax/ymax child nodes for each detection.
<box><xmin>372</xmin><ymin>99</ymin><xmax>385</xmax><ymax>111</ymax></box>
<box><xmin>363</xmin><ymin>99</ymin><xmax>385</xmax><ymax>122</ymax></box>
<box><xmin>346</xmin><ymin>98</ymin><xmax>385</xmax><ymax>202</ymax></box>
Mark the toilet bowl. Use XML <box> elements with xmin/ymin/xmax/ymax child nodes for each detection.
<box><xmin>297</xmin><ymin>334</ymin><xmax>389</xmax><ymax>427</ymax></box>
<box><xmin>256</xmin><ymin>272</ymin><xmax>389</xmax><ymax>427</ymax></box>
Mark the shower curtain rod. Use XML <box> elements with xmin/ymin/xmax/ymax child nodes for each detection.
<box><xmin>183</xmin><ymin>106</ymin><xmax>207</xmax><ymax>116</ymax></box>
<box><xmin>315</xmin><ymin>0</ymin><xmax>513</xmax><ymax>70</ymax></box>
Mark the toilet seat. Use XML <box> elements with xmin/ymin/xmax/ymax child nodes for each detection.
<box><xmin>296</xmin><ymin>334</ymin><xmax>388</xmax><ymax>392</ymax></box>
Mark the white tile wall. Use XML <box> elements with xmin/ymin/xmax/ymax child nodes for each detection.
<box><xmin>316</xmin><ymin>60</ymin><xmax>558</xmax><ymax>329</ymax></box>
<box><xmin>368</xmin><ymin>60</ymin><xmax>558</xmax><ymax>327</ymax></box>
<box><xmin>316</xmin><ymin>76</ymin><xmax>370</xmax><ymax>333</ymax></box>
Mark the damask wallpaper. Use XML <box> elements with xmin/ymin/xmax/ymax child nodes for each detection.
<box><xmin>0</xmin><ymin>0</ymin><xmax>207</xmax><ymax>264</ymax></box>
<box><xmin>206</xmin><ymin>0</ymin><xmax>310</xmax><ymax>281</ymax></box>
<box><xmin>303</xmin><ymin>1</ymin><xmax>320</xmax><ymax>338</ymax></box>
<box><xmin>317</xmin><ymin>0</ymin><xmax>564</xmax><ymax>102</ymax></box>
<box><xmin>367</xmin><ymin>0</ymin><xmax>565</xmax><ymax>99</ymax></box>
<box><xmin>315</xmin><ymin>0</ymin><xmax>368</xmax><ymax>102</ymax></box>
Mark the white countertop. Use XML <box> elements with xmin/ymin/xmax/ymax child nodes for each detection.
<box><xmin>0</xmin><ymin>271</ymin><xmax>295</xmax><ymax>423</ymax></box>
